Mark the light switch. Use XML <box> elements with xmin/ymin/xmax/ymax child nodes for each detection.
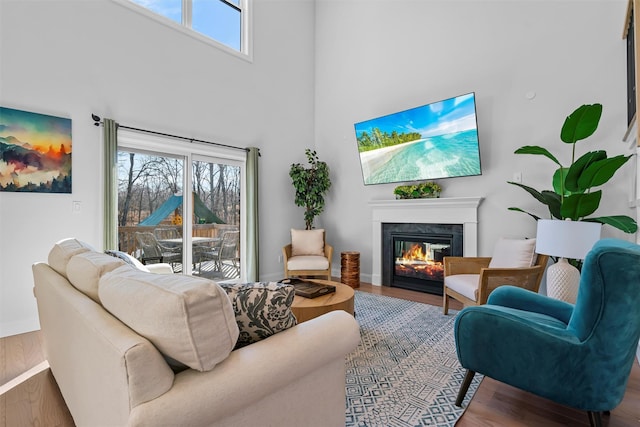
<box><xmin>513</xmin><ymin>172</ymin><xmax>522</xmax><ymax>183</ymax></box>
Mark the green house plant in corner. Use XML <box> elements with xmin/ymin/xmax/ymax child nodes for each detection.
<box><xmin>289</xmin><ymin>149</ymin><xmax>332</xmax><ymax>230</ymax></box>
<box><xmin>508</xmin><ymin>103</ymin><xmax>637</xmax><ymax>234</ymax></box>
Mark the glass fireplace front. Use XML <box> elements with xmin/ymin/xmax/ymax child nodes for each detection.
<box><xmin>382</xmin><ymin>223</ymin><xmax>463</xmax><ymax>295</ymax></box>
<box><xmin>392</xmin><ymin>234</ymin><xmax>451</xmax><ymax>294</ymax></box>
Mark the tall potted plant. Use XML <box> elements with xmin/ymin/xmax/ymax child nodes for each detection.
<box><xmin>508</xmin><ymin>103</ymin><xmax>637</xmax><ymax>234</ymax></box>
<box><xmin>289</xmin><ymin>149</ymin><xmax>332</xmax><ymax>230</ymax></box>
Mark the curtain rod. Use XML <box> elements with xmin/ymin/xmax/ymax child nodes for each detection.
<box><xmin>91</xmin><ymin>114</ymin><xmax>250</xmax><ymax>153</ymax></box>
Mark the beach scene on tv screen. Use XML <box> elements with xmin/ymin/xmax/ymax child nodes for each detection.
<box><xmin>355</xmin><ymin>93</ymin><xmax>481</xmax><ymax>185</ymax></box>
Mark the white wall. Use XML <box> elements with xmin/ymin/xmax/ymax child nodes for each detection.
<box><xmin>314</xmin><ymin>0</ymin><xmax>634</xmax><ymax>282</ymax></box>
<box><xmin>0</xmin><ymin>0</ymin><xmax>315</xmax><ymax>337</ymax></box>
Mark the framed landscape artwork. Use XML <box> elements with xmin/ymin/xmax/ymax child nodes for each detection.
<box><xmin>0</xmin><ymin>106</ymin><xmax>72</xmax><ymax>193</ymax></box>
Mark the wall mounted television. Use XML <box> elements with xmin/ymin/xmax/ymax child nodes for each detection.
<box><xmin>354</xmin><ymin>92</ymin><xmax>482</xmax><ymax>185</ymax></box>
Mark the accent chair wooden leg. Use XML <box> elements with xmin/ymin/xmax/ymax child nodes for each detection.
<box><xmin>587</xmin><ymin>411</ymin><xmax>603</xmax><ymax>427</ymax></box>
<box><xmin>455</xmin><ymin>370</ymin><xmax>475</xmax><ymax>407</ymax></box>
<box><xmin>443</xmin><ymin>290</ymin><xmax>449</xmax><ymax>315</ymax></box>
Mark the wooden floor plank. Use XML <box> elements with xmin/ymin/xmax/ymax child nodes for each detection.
<box><xmin>0</xmin><ymin>332</ymin><xmax>45</xmax><ymax>387</ymax></box>
<box><xmin>358</xmin><ymin>282</ymin><xmax>640</xmax><ymax>427</ymax></box>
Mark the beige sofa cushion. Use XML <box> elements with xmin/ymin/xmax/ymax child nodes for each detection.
<box><xmin>99</xmin><ymin>266</ymin><xmax>239</xmax><ymax>372</ymax></box>
<box><xmin>48</xmin><ymin>238</ymin><xmax>95</xmax><ymax>277</ymax></box>
<box><xmin>291</xmin><ymin>229</ymin><xmax>324</xmax><ymax>256</ymax></box>
<box><xmin>67</xmin><ymin>251</ymin><xmax>128</xmax><ymax>303</ymax></box>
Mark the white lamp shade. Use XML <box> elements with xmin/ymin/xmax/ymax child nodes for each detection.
<box><xmin>535</xmin><ymin>219</ymin><xmax>602</xmax><ymax>260</ymax></box>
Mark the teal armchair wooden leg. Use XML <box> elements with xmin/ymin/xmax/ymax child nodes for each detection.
<box><xmin>587</xmin><ymin>411</ymin><xmax>602</xmax><ymax>427</ymax></box>
<box><xmin>455</xmin><ymin>370</ymin><xmax>476</xmax><ymax>406</ymax></box>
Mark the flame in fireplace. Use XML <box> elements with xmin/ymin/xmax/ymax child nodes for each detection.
<box><xmin>398</xmin><ymin>244</ymin><xmax>435</xmax><ymax>264</ymax></box>
<box><xmin>395</xmin><ymin>243</ymin><xmax>445</xmax><ymax>281</ymax></box>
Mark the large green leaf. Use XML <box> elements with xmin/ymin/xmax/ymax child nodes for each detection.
<box><xmin>565</xmin><ymin>151</ymin><xmax>606</xmax><ymax>192</ymax></box>
<box><xmin>577</xmin><ymin>155</ymin><xmax>632</xmax><ymax>190</ymax></box>
<box><xmin>514</xmin><ymin>146</ymin><xmax>561</xmax><ymax>166</ymax></box>
<box><xmin>560</xmin><ymin>191</ymin><xmax>602</xmax><ymax>220</ymax></box>
<box><xmin>507</xmin><ymin>207</ymin><xmax>541</xmax><ymax>221</ymax></box>
<box><xmin>560</xmin><ymin>103</ymin><xmax>602</xmax><ymax>144</ymax></box>
<box><xmin>583</xmin><ymin>215</ymin><xmax>638</xmax><ymax>233</ymax></box>
<box><xmin>541</xmin><ymin>190</ymin><xmax>562</xmax><ymax>219</ymax></box>
<box><xmin>507</xmin><ymin>182</ymin><xmax>549</xmax><ymax>205</ymax></box>
<box><xmin>552</xmin><ymin>167</ymin><xmax>570</xmax><ymax>196</ymax></box>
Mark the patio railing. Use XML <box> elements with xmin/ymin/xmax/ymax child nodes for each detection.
<box><xmin>118</xmin><ymin>223</ymin><xmax>239</xmax><ymax>256</ymax></box>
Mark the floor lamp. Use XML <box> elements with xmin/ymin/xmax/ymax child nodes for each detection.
<box><xmin>535</xmin><ymin>219</ymin><xmax>602</xmax><ymax>303</ymax></box>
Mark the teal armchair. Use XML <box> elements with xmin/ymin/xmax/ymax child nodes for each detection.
<box><xmin>454</xmin><ymin>238</ymin><xmax>640</xmax><ymax>427</ymax></box>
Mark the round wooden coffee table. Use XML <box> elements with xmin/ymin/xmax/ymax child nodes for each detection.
<box><xmin>291</xmin><ymin>280</ymin><xmax>355</xmax><ymax>323</ymax></box>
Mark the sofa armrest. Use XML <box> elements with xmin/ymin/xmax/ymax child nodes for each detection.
<box><xmin>444</xmin><ymin>256</ymin><xmax>492</xmax><ymax>275</ymax></box>
<box><xmin>488</xmin><ymin>285</ymin><xmax>574</xmax><ymax>323</ymax></box>
<box><xmin>476</xmin><ymin>265</ymin><xmax>544</xmax><ymax>305</ymax></box>
<box><xmin>33</xmin><ymin>262</ymin><xmax>174</xmax><ymax>426</ymax></box>
<box><xmin>324</xmin><ymin>243</ymin><xmax>334</xmax><ymax>265</ymax></box>
<box><xmin>282</xmin><ymin>244</ymin><xmax>292</xmax><ymax>260</ymax></box>
<box><xmin>129</xmin><ymin>310</ymin><xmax>360</xmax><ymax>427</ymax></box>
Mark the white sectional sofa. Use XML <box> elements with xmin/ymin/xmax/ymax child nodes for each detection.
<box><xmin>33</xmin><ymin>238</ymin><xmax>360</xmax><ymax>427</ymax></box>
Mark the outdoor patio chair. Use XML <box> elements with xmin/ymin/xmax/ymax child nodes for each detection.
<box><xmin>197</xmin><ymin>230</ymin><xmax>239</xmax><ymax>276</ymax></box>
<box><xmin>134</xmin><ymin>231</ymin><xmax>182</xmax><ymax>270</ymax></box>
<box><xmin>153</xmin><ymin>227</ymin><xmax>182</xmax><ymax>241</ymax></box>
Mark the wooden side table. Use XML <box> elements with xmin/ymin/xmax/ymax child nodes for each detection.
<box><xmin>341</xmin><ymin>251</ymin><xmax>360</xmax><ymax>288</ymax></box>
<box><xmin>291</xmin><ymin>280</ymin><xmax>355</xmax><ymax>323</ymax></box>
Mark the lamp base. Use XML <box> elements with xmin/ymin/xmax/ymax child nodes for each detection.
<box><xmin>546</xmin><ymin>258</ymin><xmax>580</xmax><ymax>303</ymax></box>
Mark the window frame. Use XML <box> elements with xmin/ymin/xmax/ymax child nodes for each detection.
<box><xmin>112</xmin><ymin>0</ymin><xmax>252</xmax><ymax>62</ymax></box>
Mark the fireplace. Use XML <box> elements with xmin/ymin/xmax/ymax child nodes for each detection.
<box><xmin>382</xmin><ymin>223</ymin><xmax>463</xmax><ymax>295</ymax></box>
<box><xmin>370</xmin><ymin>197</ymin><xmax>482</xmax><ymax>286</ymax></box>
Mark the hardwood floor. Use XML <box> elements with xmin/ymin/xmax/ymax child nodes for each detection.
<box><xmin>0</xmin><ymin>331</ymin><xmax>73</xmax><ymax>427</ymax></box>
<box><xmin>1</xmin><ymin>282</ymin><xmax>639</xmax><ymax>426</ymax></box>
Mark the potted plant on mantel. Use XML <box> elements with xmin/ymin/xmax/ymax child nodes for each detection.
<box><xmin>508</xmin><ymin>103</ymin><xmax>637</xmax><ymax>234</ymax></box>
<box><xmin>393</xmin><ymin>181</ymin><xmax>442</xmax><ymax>199</ymax></box>
<box><xmin>289</xmin><ymin>149</ymin><xmax>332</xmax><ymax>230</ymax></box>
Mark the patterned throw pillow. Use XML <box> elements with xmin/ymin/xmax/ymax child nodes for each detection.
<box><xmin>218</xmin><ymin>282</ymin><xmax>297</xmax><ymax>348</ymax></box>
<box><xmin>105</xmin><ymin>250</ymin><xmax>149</xmax><ymax>271</ymax></box>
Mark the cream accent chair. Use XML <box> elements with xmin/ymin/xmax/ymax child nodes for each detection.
<box><xmin>283</xmin><ymin>229</ymin><xmax>333</xmax><ymax>281</ymax></box>
<box><xmin>442</xmin><ymin>238</ymin><xmax>548</xmax><ymax>314</ymax></box>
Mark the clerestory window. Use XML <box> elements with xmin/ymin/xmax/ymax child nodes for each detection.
<box><xmin>119</xmin><ymin>0</ymin><xmax>250</xmax><ymax>58</ymax></box>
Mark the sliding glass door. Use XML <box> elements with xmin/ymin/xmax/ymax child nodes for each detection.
<box><xmin>116</xmin><ymin>130</ymin><xmax>245</xmax><ymax>280</ymax></box>
<box><xmin>117</xmin><ymin>149</ymin><xmax>186</xmax><ymax>272</ymax></box>
<box><xmin>191</xmin><ymin>157</ymin><xmax>241</xmax><ymax>279</ymax></box>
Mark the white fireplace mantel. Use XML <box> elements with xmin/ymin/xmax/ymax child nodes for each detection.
<box><xmin>369</xmin><ymin>197</ymin><xmax>483</xmax><ymax>286</ymax></box>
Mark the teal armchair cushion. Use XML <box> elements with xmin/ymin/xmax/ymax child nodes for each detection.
<box><xmin>455</xmin><ymin>238</ymin><xmax>640</xmax><ymax>412</ymax></box>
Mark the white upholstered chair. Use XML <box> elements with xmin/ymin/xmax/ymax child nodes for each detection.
<box><xmin>283</xmin><ymin>229</ymin><xmax>333</xmax><ymax>281</ymax></box>
<box><xmin>442</xmin><ymin>238</ymin><xmax>548</xmax><ymax>314</ymax></box>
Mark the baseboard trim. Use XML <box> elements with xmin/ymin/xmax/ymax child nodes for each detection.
<box><xmin>0</xmin><ymin>317</ymin><xmax>41</xmax><ymax>339</ymax></box>
<box><xmin>0</xmin><ymin>360</ymin><xmax>49</xmax><ymax>395</ymax></box>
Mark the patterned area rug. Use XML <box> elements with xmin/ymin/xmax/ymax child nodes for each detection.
<box><xmin>345</xmin><ymin>291</ymin><xmax>482</xmax><ymax>427</ymax></box>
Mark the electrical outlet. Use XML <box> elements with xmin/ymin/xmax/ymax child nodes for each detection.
<box><xmin>278</xmin><ymin>255</ymin><xmax>283</xmax><ymax>263</ymax></box>
<box><xmin>513</xmin><ymin>172</ymin><xmax>522</xmax><ymax>183</ymax></box>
